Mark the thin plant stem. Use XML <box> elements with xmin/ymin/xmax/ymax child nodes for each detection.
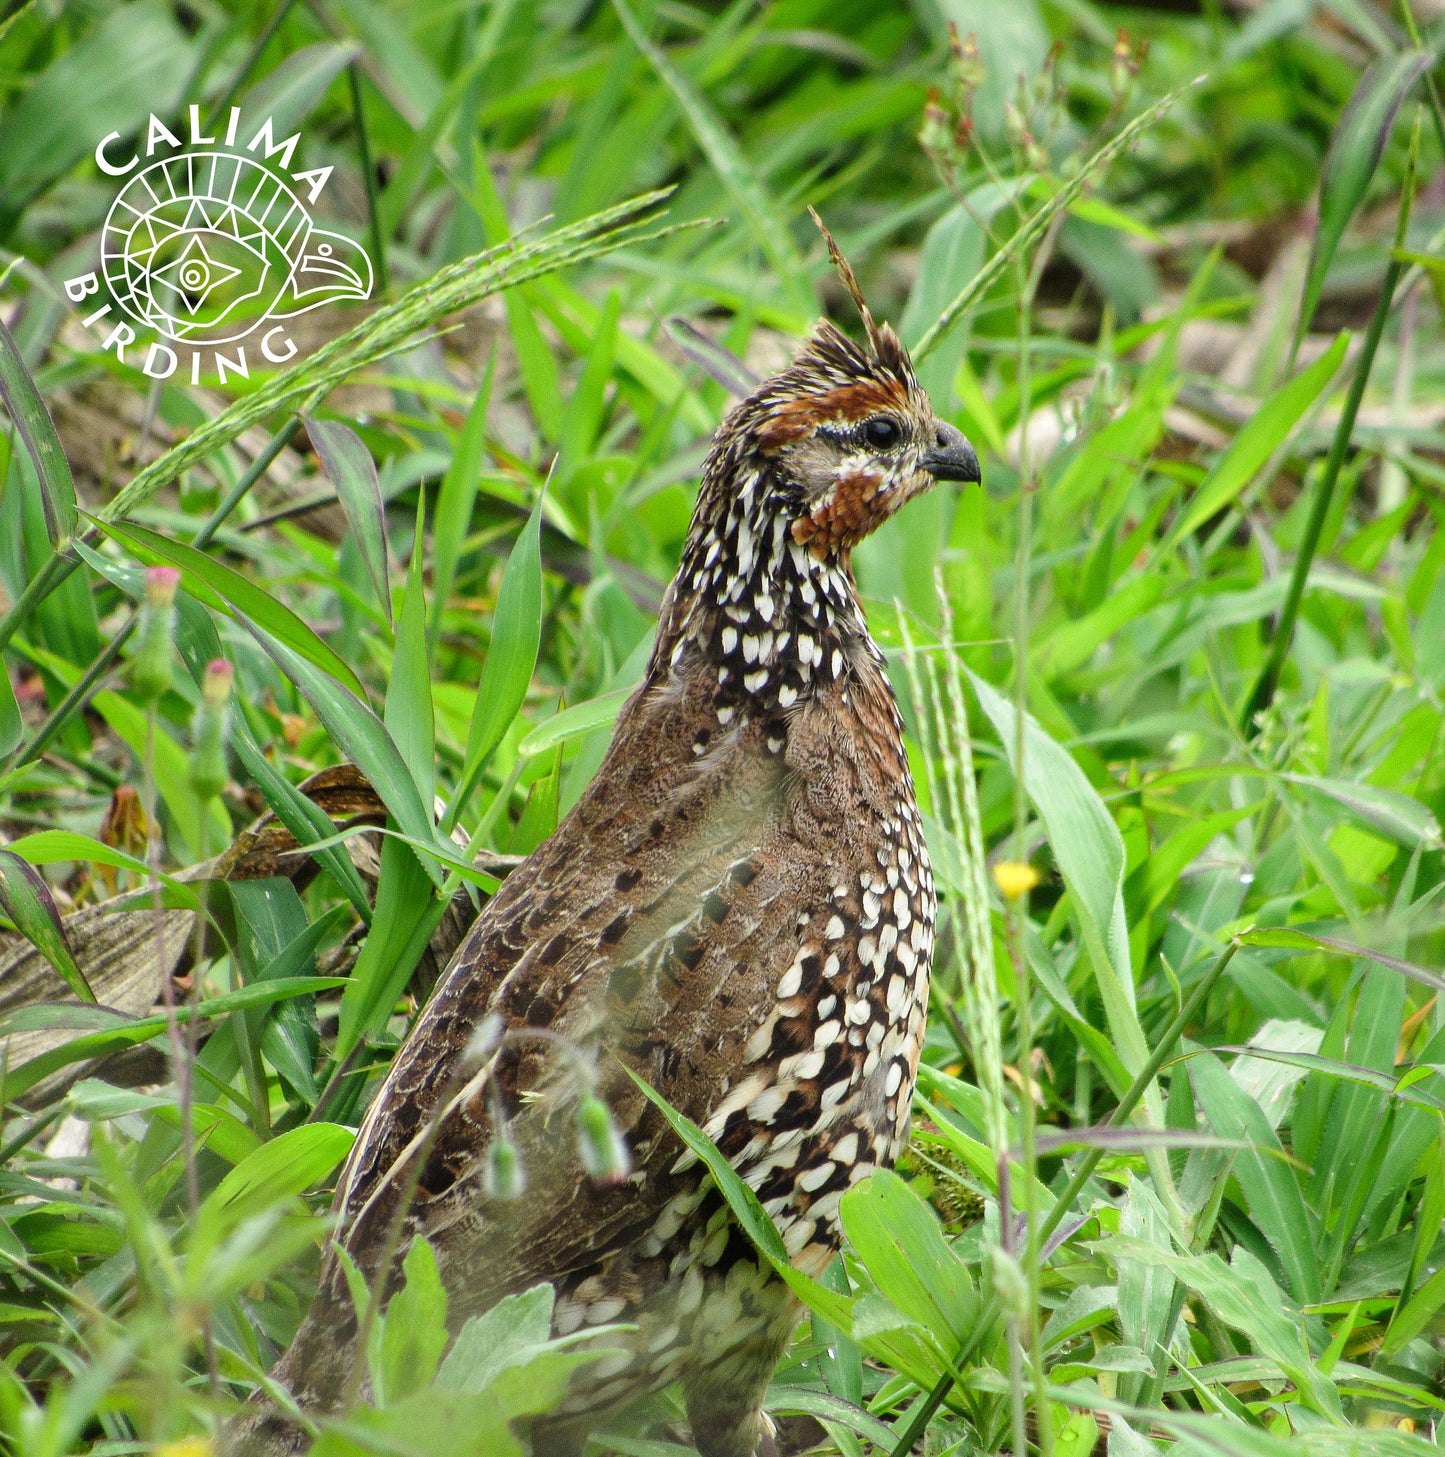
<box><xmin>1240</xmin><ymin>120</ymin><xmax>1419</xmax><ymax>734</ymax></box>
<box><xmin>204</xmin><ymin>0</ymin><xmax>306</xmax><ymax>130</ymax></box>
<box><xmin>144</xmin><ymin>706</ymin><xmax>197</xmax><ymax>1220</ymax></box>
<box><xmin>16</xmin><ymin>615</ymin><xmax>136</xmax><ymax>769</ymax></box>
<box><xmin>191</xmin><ymin>416</ymin><xmax>304</xmax><ymax>551</ymax></box>
<box><xmin>310</xmin><ymin>756</ymin><xmax>526</xmax><ymax>1116</ymax></box>
<box><xmin>349</xmin><ymin>62</ymin><xmax>389</xmax><ymax>296</ymax></box>
<box><xmin>1004</xmin><ymin>203</ymin><xmax>1061</xmax><ymax>1457</ymax></box>
<box><xmin>928</xmin><ymin>591</ymin><xmax>1006</xmax><ymax>1153</ymax></box>
<box><xmin>997</xmin><ymin>1158</ymin><xmax>1028</xmax><ymax>1457</ymax></box>
<box><xmin>187</xmin><ymin>796</ymin><xmax>222</xmax><ymax>1411</ymax></box>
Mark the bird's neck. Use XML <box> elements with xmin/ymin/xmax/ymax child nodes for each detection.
<box><xmin>652</xmin><ymin>457</ymin><xmax>878</xmax><ymax>727</ymax></box>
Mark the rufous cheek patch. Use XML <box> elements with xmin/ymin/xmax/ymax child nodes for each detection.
<box><xmin>792</xmin><ymin>469</ymin><xmax>886</xmax><ymax>557</ymax></box>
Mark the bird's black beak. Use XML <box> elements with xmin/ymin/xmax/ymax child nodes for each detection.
<box><xmin>921</xmin><ymin>421</ymin><xmax>981</xmax><ymax>483</ymax></box>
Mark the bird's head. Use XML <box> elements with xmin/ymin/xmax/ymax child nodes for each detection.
<box><xmin>691</xmin><ymin>218</ymin><xmax>978</xmax><ymax>577</ymax></box>
<box><xmin>726</xmin><ymin>316</ymin><xmax>979</xmax><ymax>559</ymax></box>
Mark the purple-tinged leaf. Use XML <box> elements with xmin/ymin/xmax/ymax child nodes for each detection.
<box><xmin>0</xmin><ymin>849</ymin><xmax>93</xmax><ymax>1002</ymax></box>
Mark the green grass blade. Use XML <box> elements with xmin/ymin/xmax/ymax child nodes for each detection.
<box><xmin>429</xmin><ymin>353</ymin><xmax>494</xmax><ymax>654</ymax></box>
<box><xmin>444</xmin><ymin>495</ymin><xmax>544</xmax><ymax>831</ymax></box>
<box><xmin>229</xmin><ymin>708</ymin><xmax>374</xmax><ymax>924</ymax></box>
<box><xmin>307</xmin><ymin>417</ymin><xmax>392</xmax><ymax>628</ymax></box>
<box><xmin>1</xmin><ymin>977</ymin><xmax>346</xmax><ymax>1100</ymax></box>
<box><xmin>97</xmin><ymin>190</ymin><xmax>676</xmax><ymax>530</ymax></box>
<box><xmin>0</xmin><ymin>316</ymin><xmax>75</xmax><ymax>548</ymax></box>
<box><xmin>238</xmin><ymin>630</ymin><xmax>446</xmax><ymax>888</ymax></box>
<box><xmin>968</xmin><ymin>672</ymin><xmax>1145</xmax><ymax>1073</ymax></box>
<box><xmin>1294</xmin><ymin>49</ymin><xmax>1433</xmax><ymax>354</ymax></box>
<box><xmin>1188</xmin><ymin>1051</ymin><xmax>1319</xmax><ymax>1303</ymax></box>
<box><xmin>386</xmin><ymin>499</ymin><xmax>435</xmax><ymax>812</ymax></box>
<box><xmin>1158</xmin><ymin>331</ymin><xmax>1350</xmax><ymax>555</ymax></box>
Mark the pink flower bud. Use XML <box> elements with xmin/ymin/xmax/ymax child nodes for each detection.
<box><xmin>201</xmin><ymin>658</ymin><xmax>233</xmax><ymax>707</ymax></box>
<box><xmin>144</xmin><ymin>566</ymin><xmax>180</xmax><ymax>608</ymax></box>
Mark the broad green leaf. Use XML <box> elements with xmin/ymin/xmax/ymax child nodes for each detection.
<box><xmin>1283</xmin><ymin>773</ymin><xmax>1443</xmax><ymax>850</ymax></box>
<box><xmin>1104</xmin><ymin>1238</ymin><xmax>1339</xmax><ymax>1416</ymax></box>
<box><xmin>1296</xmin><ymin>50</ymin><xmax>1433</xmax><ymax>350</ymax></box>
<box><xmin>308</xmin><ymin>417</ymin><xmax>392</xmax><ymax>627</ymax></box>
<box><xmin>309</xmin><ymin>1389</ymin><xmax>521</xmax><ymax>1457</ymax></box>
<box><xmin>240</xmin><ymin>41</ymin><xmax>361</xmax><ymax>139</ymax></box>
<box><xmin>378</xmin><ymin>1237</ymin><xmax>448</xmax><ymax>1404</ymax></box>
<box><xmin>0</xmin><ymin>0</ymin><xmax>194</xmax><ymax>222</ymax></box>
<box><xmin>202</xmin><ymin>1122</ymin><xmax>355</xmax><ymax>1225</ymax></box>
<box><xmin>89</xmin><ymin>517</ymin><xmax>367</xmax><ymax>699</ymax></box>
<box><xmin>765</xmin><ymin>1387</ymin><xmax>896</xmax><ymax>1452</ymax></box>
<box><xmin>0</xmin><ymin>317</ymin><xmax>74</xmax><ymax>547</ymax></box>
<box><xmin>1125</xmin><ymin>804</ymin><xmax>1260</xmax><ymax>922</ymax></box>
<box><xmin>438</xmin><ymin>1285</ymin><xmax>554</xmax><ymax>1393</ymax></box>
<box><xmin>1032</xmin><ymin>575</ymin><xmax>1166</xmax><ymax>679</ymax></box>
<box><xmin>6</xmin><ymin>830</ymin><xmax>166</xmax><ymax>883</ymax></box>
<box><xmin>968</xmin><ymin>673</ymin><xmax>1144</xmax><ymax>1071</ymax></box>
<box><xmin>0</xmin><ymin>849</ymin><xmax>92</xmax><ymax>1001</ymax></box>
<box><xmin>221</xmin><ymin>879</ymin><xmax>338</xmax><ymax>1101</ymax></box>
<box><xmin>839</xmin><ymin>1170</ymin><xmax>977</xmax><ymax>1349</ymax></box>
<box><xmin>1160</xmin><ymin>332</ymin><xmax>1350</xmax><ymax>552</ymax></box>
<box><xmin>1188</xmin><ymin>1050</ymin><xmax>1319</xmax><ymax>1303</ymax></box>
<box><xmin>447</xmin><ymin>496</ymin><xmax>545</xmax><ymax>827</ymax></box>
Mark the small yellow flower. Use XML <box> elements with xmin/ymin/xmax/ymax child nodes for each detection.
<box><xmin>992</xmin><ymin>860</ymin><xmax>1040</xmax><ymax>900</ymax></box>
<box><xmin>157</xmin><ymin>1440</ymin><xmax>213</xmax><ymax>1457</ymax></box>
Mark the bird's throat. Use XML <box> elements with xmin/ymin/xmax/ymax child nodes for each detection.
<box><xmin>657</xmin><ymin>460</ymin><xmax>877</xmax><ymax>734</ymax></box>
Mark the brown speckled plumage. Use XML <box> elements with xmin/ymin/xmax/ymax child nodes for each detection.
<box><xmin>225</xmin><ymin>262</ymin><xmax>979</xmax><ymax>1457</ymax></box>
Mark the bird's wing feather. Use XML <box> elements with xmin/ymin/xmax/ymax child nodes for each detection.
<box><xmin>314</xmin><ymin>676</ymin><xmax>844</xmax><ymax>1321</ymax></box>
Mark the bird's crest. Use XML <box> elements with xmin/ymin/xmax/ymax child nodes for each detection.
<box><xmin>805</xmin><ymin>207</ymin><xmax>916</xmax><ymax>391</ymax></box>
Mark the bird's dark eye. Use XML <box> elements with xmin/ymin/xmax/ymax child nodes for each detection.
<box><xmin>862</xmin><ymin>416</ymin><xmax>901</xmax><ymax>450</ymax></box>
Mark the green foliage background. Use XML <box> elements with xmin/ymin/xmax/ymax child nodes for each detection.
<box><xmin>0</xmin><ymin>0</ymin><xmax>1443</xmax><ymax>1453</ymax></box>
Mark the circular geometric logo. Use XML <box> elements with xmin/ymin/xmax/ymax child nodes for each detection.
<box><xmin>100</xmin><ymin>151</ymin><xmax>372</xmax><ymax>348</ymax></box>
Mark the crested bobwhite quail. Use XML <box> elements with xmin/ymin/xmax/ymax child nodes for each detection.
<box><xmin>225</xmin><ymin>233</ymin><xmax>980</xmax><ymax>1457</ymax></box>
